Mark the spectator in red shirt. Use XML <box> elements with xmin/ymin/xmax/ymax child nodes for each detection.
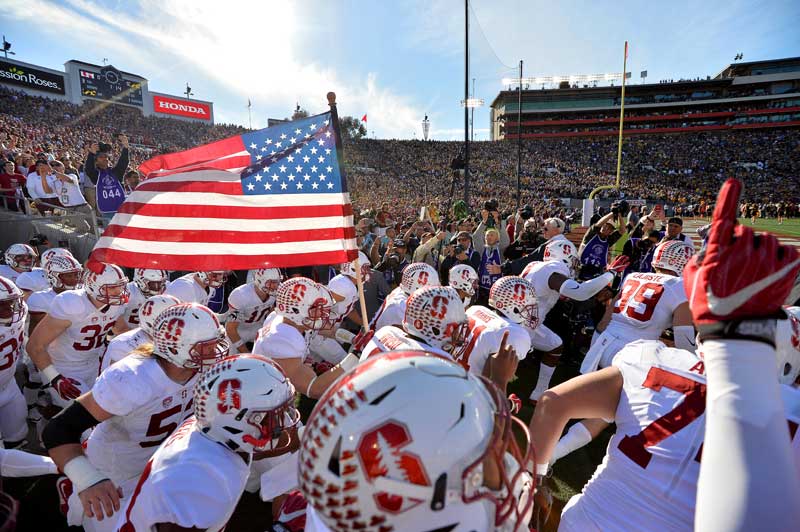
<box><xmin>0</xmin><ymin>159</ymin><xmax>26</xmax><ymax>211</ymax></box>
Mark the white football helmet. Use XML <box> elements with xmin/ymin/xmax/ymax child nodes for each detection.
<box><xmin>133</xmin><ymin>268</ymin><xmax>168</xmax><ymax>296</ymax></box>
<box><xmin>44</xmin><ymin>255</ymin><xmax>83</xmax><ymax>291</ymax></box>
<box><xmin>449</xmin><ymin>264</ymin><xmax>478</xmax><ymax>302</ymax></box>
<box><xmin>196</xmin><ymin>270</ymin><xmax>228</xmax><ymax>288</ymax></box>
<box><xmin>40</xmin><ymin>247</ymin><xmax>73</xmax><ymax>267</ymax></box>
<box><xmin>138</xmin><ymin>294</ymin><xmax>180</xmax><ymax>337</ymax></box>
<box><xmin>194</xmin><ymin>354</ymin><xmax>300</xmax><ymax>454</ymax></box>
<box><xmin>400</xmin><ymin>262</ymin><xmax>440</xmax><ymax>296</ymax></box>
<box><xmin>403</xmin><ymin>286</ymin><xmax>469</xmax><ymax>354</ymax></box>
<box><xmin>4</xmin><ymin>244</ymin><xmax>35</xmax><ymax>272</ymax></box>
<box><xmin>0</xmin><ymin>276</ymin><xmax>24</xmax><ymax>326</ymax></box>
<box><xmin>83</xmin><ymin>263</ymin><xmax>129</xmax><ymax>305</ymax></box>
<box><xmin>489</xmin><ymin>276</ymin><xmax>539</xmax><ymax>330</ymax></box>
<box><xmin>543</xmin><ymin>239</ymin><xmax>579</xmax><ymax>278</ymax></box>
<box><xmin>340</xmin><ymin>251</ymin><xmax>372</xmax><ymax>283</ymax></box>
<box><xmin>298</xmin><ymin>352</ymin><xmax>534</xmax><ymax>532</ymax></box>
<box><xmin>275</xmin><ymin>277</ymin><xmax>334</xmax><ymax>331</ymax></box>
<box><xmin>777</xmin><ymin>306</ymin><xmax>800</xmax><ymax>386</ymax></box>
<box><xmin>151</xmin><ymin>303</ymin><xmax>229</xmax><ymax>371</ymax></box>
<box><xmin>652</xmin><ymin>240</ymin><xmax>695</xmax><ymax>276</ymax></box>
<box><xmin>252</xmin><ymin>268</ymin><xmax>283</xmax><ymax>295</ymax></box>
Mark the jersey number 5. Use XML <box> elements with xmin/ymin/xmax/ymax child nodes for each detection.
<box><xmin>617</xmin><ymin>366</ymin><xmax>706</xmax><ymax>468</ymax></box>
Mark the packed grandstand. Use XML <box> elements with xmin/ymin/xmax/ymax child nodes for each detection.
<box><xmin>1</xmin><ymin>52</ymin><xmax>800</xmax><ymax>532</ymax></box>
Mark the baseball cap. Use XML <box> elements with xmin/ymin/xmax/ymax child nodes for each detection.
<box><xmin>393</xmin><ymin>239</ymin><xmax>407</xmax><ymax>248</ymax></box>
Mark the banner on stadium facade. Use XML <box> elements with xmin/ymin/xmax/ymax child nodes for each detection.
<box><xmin>152</xmin><ymin>94</ymin><xmax>211</xmax><ymax>120</ymax></box>
<box><xmin>97</xmin><ymin>174</ymin><xmax>126</xmax><ymax>214</ymax></box>
<box><xmin>0</xmin><ymin>60</ymin><xmax>65</xmax><ymax>94</ymax></box>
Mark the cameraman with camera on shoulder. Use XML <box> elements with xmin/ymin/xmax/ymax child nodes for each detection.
<box><xmin>439</xmin><ymin>231</ymin><xmax>480</xmax><ymax>286</ymax></box>
<box><xmin>504</xmin><ymin>205</ymin><xmax>544</xmax><ymax>261</ymax></box>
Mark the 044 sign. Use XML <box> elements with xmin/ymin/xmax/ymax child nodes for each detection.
<box><xmin>97</xmin><ymin>174</ymin><xmax>126</xmax><ymax>214</ymax></box>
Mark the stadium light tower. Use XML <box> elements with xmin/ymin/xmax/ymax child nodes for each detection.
<box><xmin>184</xmin><ymin>83</ymin><xmax>194</xmax><ymax>101</ymax></box>
<box><xmin>422</xmin><ymin>114</ymin><xmax>430</xmax><ymax>141</ymax></box>
<box><xmin>2</xmin><ymin>36</ymin><xmax>15</xmax><ymax>59</ymax></box>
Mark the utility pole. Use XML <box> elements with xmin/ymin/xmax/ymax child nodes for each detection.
<box><xmin>463</xmin><ymin>0</ymin><xmax>470</xmax><ymax>205</ymax></box>
<box><xmin>471</xmin><ymin>78</ymin><xmax>476</xmax><ymax>142</ymax></box>
<box><xmin>516</xmin><ymin>60</ymin><xmax>523</xmax><ymax>209</ymax></box>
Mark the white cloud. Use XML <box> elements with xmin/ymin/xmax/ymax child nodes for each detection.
<box><xmin>1</xmin><ymin>0</ymin><xmax>425</xmax><ymax>138</ymax></box>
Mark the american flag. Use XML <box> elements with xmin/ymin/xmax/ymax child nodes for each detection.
<box><xmin>88</xmin><ymin>110</ymin><xmax>357</xmax><ymax>271</ymax></box>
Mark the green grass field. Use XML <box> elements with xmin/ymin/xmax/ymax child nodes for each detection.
<box><xmin>738</xmin><ymin>217</ymin><xmax>800</xmax><ymax>238</ymax></box>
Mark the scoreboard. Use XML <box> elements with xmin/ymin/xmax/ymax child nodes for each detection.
<box><xmin>79</xmin><ymin>65</ymin><xmax>143</xmax><ymax>106</ymax></box>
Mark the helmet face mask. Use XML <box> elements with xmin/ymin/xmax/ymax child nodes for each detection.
<box><xmin>45</xmin><ymin>255</ymin><xmax>83</xmax><ymax>291</ymax></box>
<box><xmin>152</xmin><ymin>303</ymin><xmax>228</xmax><ymax>371</ymax></box>
<box><xmin>243</xmin><ymin>396</ymin><xmax>301</xmax><ymax>453</ymax></box>
<box><xmin>276</xmin><ymin>278</ymin><xmax>334</xmax><ymax>332</ymax></box>
<box><xmin>199</xmin><ymin>270</ymin><xmax>228</xmax><ymax>288</ymax></box>
<box><xmin>252</xmin><ymin>268</ymin><xmax>283</xmax><ymax>295</ymax></box>
<box><xmin>188</xmin><ymin>336</ymin><xmax>230</xmax><ymax>371</ymax></box>
<box><xmin>0</xmin><ymin>277</ymin><xmax>24</xmax><ymax>326</ymax></box>
<box><xmin>340</xmin><ymin>252</ymin><xmax>371</xmax><ymax>283</ymax></box>
<box><xmin>84</xmin><ymin>264</ymin><xmax>130</xmax><ymax>306</ymax></box>
<box><xmin>4</xmin><ymin>243</ymin><xmax>36</xmax><ymax>272</ymax></box>
<box><xmin>404</xmin><ymin>286</ymin><xmax>468</xmax><ymax>352</ymax></box>
<box><xmin>134</xmin><ymin>268</ymin><xmax>168</xmax><ymax>296</ymax></box>
<box><xmin>489</xmin><ymin>276</ymin><xmax>540</xmax><ymax>330</ymax></box>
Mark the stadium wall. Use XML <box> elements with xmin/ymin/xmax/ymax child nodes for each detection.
<box><xmin>0</xmin><ymin>58</ymin><xmax>70</xmax><ymax>100</ymax></box>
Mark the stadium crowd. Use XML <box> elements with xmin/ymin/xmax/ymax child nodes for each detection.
<box><xmin>1</xmin><ymin>87</ymin><xmax>800</xmax><ymax>532</ymax></box>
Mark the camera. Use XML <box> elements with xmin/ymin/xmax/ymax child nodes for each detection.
<box><xmin>98</xmin><ymin>142</ymin><xmax>112</xmax><ymax>153</ymax></box>
<box><xmin>610</xmin><ymin>200</ymin><xmax>630</xmax><ymax>218</ymax></box>
<box><xmin>520</xmin><ymin>205</ymin><xmax>533</xmax><ymax>220</ymax></box>
<box><xmin>453</xmin><ymin>244</ymin><xmax>466</xmax><ymax>255</ymax></box>
<box><xmin>483</xmin><ymin>199</ymin><xmax>499</xmax><ymax>212</ymax></box>
<box><xmin>387</xmin><ymin>254</ymin><xmax>400</xmax><ymax>268</ymax></box>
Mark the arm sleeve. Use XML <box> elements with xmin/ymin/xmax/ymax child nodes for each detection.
<box><xmin>499</xmin><ymin>220</ymin><xmax>510</xmax><ymax>252</ymax></box>
<box><xmin>472</xmin><ymin>222</ymin><xmax>486</xmax><ymax>255</ymax></box>
<box><xmin>696</xmin><ymin>339</ymin><xmax>800</xmax><ymax>530</ymax></box>
<box><xmin>26</xmin><ymin>176</ymin><xmax>38</xmax><ymax>199</ymax></box>
<box><xmin>113</xmin><ymin>148</ymin><xmax>130</xmax><ymax>180</ymax></box>
<box><xmin>0</xmin><ymin>449</ymin><xmax>59</xmax><ymax>477</ymax></box>
<box><xmin>84</xmin><ymin>154</ymin><xmax>98</xmax><ymax>184</ymax></box>
<box><xmin>559</xmin><ymin>272</ymin><xmax>614</xmax><ymax>301</ymax></box>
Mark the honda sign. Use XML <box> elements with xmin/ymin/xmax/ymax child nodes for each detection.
<box><xmin>152</xmin><ymin>94</ymin><xmax>211</xmax><ymax>120</ymax></box>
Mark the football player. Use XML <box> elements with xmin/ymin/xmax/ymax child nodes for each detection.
<box><xmin>27</xmin><ymin>264</ymin><xmax>129</xmax><ymax>407</ymax></box>
<box><xmin>449</xmin><ymin>263</ymin><xmax>479</xmax><ymax>306</ymax></box>
<box><xmin>226</xmin><ymin>268</ymin><xmax>282</xmax><ymax>354</ymax></box>
<box><xmin>42</xmin><ymin>303</ymin><xmax>228</xmax><ymax>530</ymax></box>
<box><xmin>116</xmin><ymin>354</ymin><xmax>299</xmax><ymax>531</ymax></box>
<box><xmin>121</xmin><ymin>269</ymin><xmax>168</xmax><ymax>329</ymax></box>
<box><xmin>368</xmin><ymin>262</ymin><xmax>439</xmax><ymax>331</ymax></box>
<box><xmin>309</xmin><ymin>252</ymin><xmax>371</xmax><ymax>364</ymax></box>
<box><xmin>299</xmin><ymin>351</ymin><xmax>534</xmax><ymax>532</ymax></box>
<box><xmin>580</xmin><ymin>239</ymin><xmax>695</xmax><ymax>374</ymax></box>
<box><xmin>15</xmin><ymin>248</ymin><xmax>70</xmax><ymax>298</ymax></box>
<box><xmin>27</xmin><ymin>255</ymin><xmax>83</xmax><ymax>334</ymax></box>
<box><xmin>361</xmin><ymin>285</ymin><xmax>469</xmax><ymax>361</ymax></box>
<box><xmin>454</xmin><ymin>276</ymin><xmax>536</xmax><ymax>376</ymax></box>
<box><xmin>0</xmin><ymin>277</ymin><xmax>28</xmax><ymax>448</ymax></box>
<box><xmin>0</xmin><ymin>244</ymin><xmax>36</xmax><ymax>285</ymax></box>
<box><xmin>253</xmin><ymin>277</ymin><xmax>359</xmax><ymax>399</ymax></box>
<box><xmin>164</xmin><ymin>270</ymin><xmax>227</xmax><ymax>305</ymax></box>
<box><xmin>522</xmin><ymin>240</ymin><xmax>628</xmax><ymax>401</ymax></box>
<box><xmin>99</xmin><ymin>294</ymin><xmax>180</xmax><ymax>372</ymax></box>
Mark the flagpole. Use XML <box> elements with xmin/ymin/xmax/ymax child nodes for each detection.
<box><xmin>328</xmin><ymin>92</ymin><xmax>369</xmax><ymax>333</ymax></box>
<box><xmin>247</xmin><ymin>99</ymin><xmax>252</xmax><ymax>130</ymax></box>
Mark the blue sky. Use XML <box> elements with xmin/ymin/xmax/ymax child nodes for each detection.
<box><xmin>1</xmin><ymin>0</ymin><xmax>798</xmax><ymax>140</ymax></box>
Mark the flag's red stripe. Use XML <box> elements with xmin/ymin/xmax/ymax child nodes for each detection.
<box><xmin>141</xmin><ymin>156</ymin><xmax>252</xmax><ymax>179</ymax></box>
<box><xmin>89</xmin><ymin>247</ymin><xmax>358</xmax><ymax>271</ymax></box>
<box><xmin>101</xmin><ymin>224</ymin><xmax>355</xmax><ymax>244</ymax></box>
<box><xmin>138</xmin><ymin>135</ymin><xmax>245</xmax><ymax>176</ymax></box>
<box><xmin>116</xmin><ymin>202</ymin><xmax>353</xmax><ymax>219</ymax></box>
<box><xmin>136</xmin><ymin>180</ymin><xmax>245</xmax><ymax>194</ymax></box>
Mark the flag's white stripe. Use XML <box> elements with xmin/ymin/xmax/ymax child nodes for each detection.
<box><xmin>126</xmin><ymin>190</ymin><xmax>351</xmax><ymax>207</ymax></box>
<box><xmin>96</xmin><ymin>237</ymin><xmax>358</xmax><ymax>255</ymax></box>
<box><xmin>111</xmin><ymin>213</ymin><xmax>353</xmax><ymax>232</ymax></box>
<box><xmin>146</xmin><ymin>172</ymin><xmax>242</xmax><ymax>183</ymax></box>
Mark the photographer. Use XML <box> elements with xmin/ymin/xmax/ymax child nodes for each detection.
<box><xmin>48</xmin><ymin>160</ymin><xmax>92</xmax><ymax>215</ymax></box>
<box><xmin>501</xmin><ymin>217</ymin><xmax>566</xmax><ymax>275</ymax></box>
<box><xmin>25</xmin><ymin>159</ymin><xmax>61</xmax><ymax>215</ymax></box>
<box><xmin>375</xmin><ymin>238</ymin><xmax>410</xmax><ymax>288</ymax></box>
<box><xmin>504</xmin><ymin>211</ymin><xmax>544</xmax><ymax>261</ymax></box>
<box><xmin>439</xmin><ymin>232</ymin><xmax>480</xmax><ymax>285</ymax></box>
<box><xmin>412</xmin><ymin>230</ymin><xmax>446</xmax><ymax>269</ymax></box>
<box><xmin>621</xmin><ymin>229</ymin><xmax>662</xmax><ymax>277</ymax></box>
<box><xmin>577</xmin><ymin>206</ymin><xmax>627</xmax><ymax>279</ymax></box>
<box><xmin>84</xmin><ymin>134</ymin><xmax>130</xmax><ymax>206</ymax></box>
<box><xmin>473</xmin><ymin>200</ymin><xmax>509</xmax><ymax>305</ymax></box>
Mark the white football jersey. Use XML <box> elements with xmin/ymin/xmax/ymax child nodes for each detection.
<box><xmin>0</xmin><ymin>305</ymin><xmax>27</xmax><ymax>389</ymax></box>
<box><xmin>369</xmin><ymin>286</ymin><xmax>407</xmax><ymax>331</ymax></box>
<box><xmin>164</xmin><ymin>274</ymin><xmax>210</xmax><ymax>305</ymax></box>
<box><xmin>26</xmin><ymin>288</ymin><xmax>57</xmax><ymax>314</ymax></box>
<box><xmin>607</xmin><ymin>272</ymin><xmax>687</xmax><ymax>337</ymax></box>
<box><xmin>227</xmin><ymin>283</ymin><xmax>276</xmax><ymax>344</ymax></box>
<box><xmin>47</xmin><ymin>289</ymin><xmax>124</xmax><ymax>385</ymax></box>
<box><xmin>360</xmin><ymin>325</ymin><xmax>452</xmax><ymax>362</ymax></box>
<box><xmin>0</xmin><ymin>265</ymin><xmax>22</xmax><ymax>284</ymax></box>
<box><xmin>88</xmin><ymin>354</ymin><xmax>196</xmax><ymax>486</ymax></box>
<box><xmin>116</xmin><ymin>418</ymin><xmax>249</xmax><ymax>532</ymax></box>
<box><xmin>99</xmin><ymin>327</ymin><xmax>151</xmax><ymax>373</ymax></box>
<box><xmin>522</xmin><ymin>260</ymin><xmax>570</xmax><ymax>319</ymax></box>
<box><xmin>121</xmin><ymin>282</ymin><xmax>146</xmax><ymax>329</ymax></box>
<box><xmin>327</xmin><ymin>274</ymin><xmax>358</xmax><ymax>328</ymax></box>
<box><xmin>567</xmin><ymin>340</ymin><xmax>800</xmax><ymax>532</ymax></box>
<box><xmin>252</xmin><ymin>312</ymin><xmax>310</xmax><ymax>361</ymax></box>
<box><xmin>781</xmin><ymin>384</ymin><xmax>800</xmax><ymax>480</ymax></box>
<box><xmin>455</xmin><ymin>306</ymin><xmax>531</xmax><ymax>375</ymax></box>
<box><xmin>15</xmin><ymin>268</ymin><xmax>48</xmax><ymax>293</ymax></box>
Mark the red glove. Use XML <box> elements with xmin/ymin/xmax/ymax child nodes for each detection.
<box><xmin>508</xmin><ymin>393</ymin><xmax>521</xmax><ymax>414</ymax></box>
<box><xmin>351</xmin><ymin>329</ymin><xmax>374</xmax><ymax>352</ymax></box>
<box><xmin>684</xmin><ymin>178</ymin><xmax>800</xmax><ymax>342</ymax></box>
<box><xmin>52</xmin><ymin>375</ymin><xmax>82</xmax><ymax>400</ymax></box>
<box><xmin>606</xmin><ymin>255</ymin><xmax>630</xmax><ymax>274</ymax></box>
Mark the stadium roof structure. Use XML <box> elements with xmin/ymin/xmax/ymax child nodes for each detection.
<box><xmin>714</xmin><ymin>56</ymin><xmax>800</xmax><ymax>80</ymax></box>
<box><xmin>65</xmin><ymin>59</ymin><xmax>145</xmax><ymax>80</ymax></box>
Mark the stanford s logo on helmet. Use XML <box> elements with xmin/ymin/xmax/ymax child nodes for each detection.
<box><xmin>449</xmin><ymin>264</ymin><xmax>478</xmax><ymax>299</ymax></box>
<box><xmin>400</xmin><ymin>262</ymin><xmax>440</xmax><ymax>296</ymax></box>
<box><xmin>151</xmin><ymin>303</ymin><xmax>228</xmax><ymax>371</ymax></box>
<box><xmin>403</xmin><ymin>285</ymin><xmax>468</xmax><ymax>353</ymax></box>
<box><xmin>84</xmin><ymin>263</ymin><xmax>129</xmax><ymax>305</ymax></box>
<box><xmin>652</xmin><ymin>240</ymin><xmax>694</xmax><ymax>276</ymax></box>
<box><xmin>134</xmin><ymin>268</ymin><xmax>169</xmax><ymax>296</ymax></box>
<box><xmin>543</xmin><ymin>240</ymin><xmax>579</xmax><ymax>277</ymax></box>
<box><xmin>489</xmin><ymin>276</ymin><xmax>539</xmax><ymax>329</ymax></box>
<box><xmin>275</xmin><ymin>277</ymin><xmax>334</xmax><ymax>331</ymax></box>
